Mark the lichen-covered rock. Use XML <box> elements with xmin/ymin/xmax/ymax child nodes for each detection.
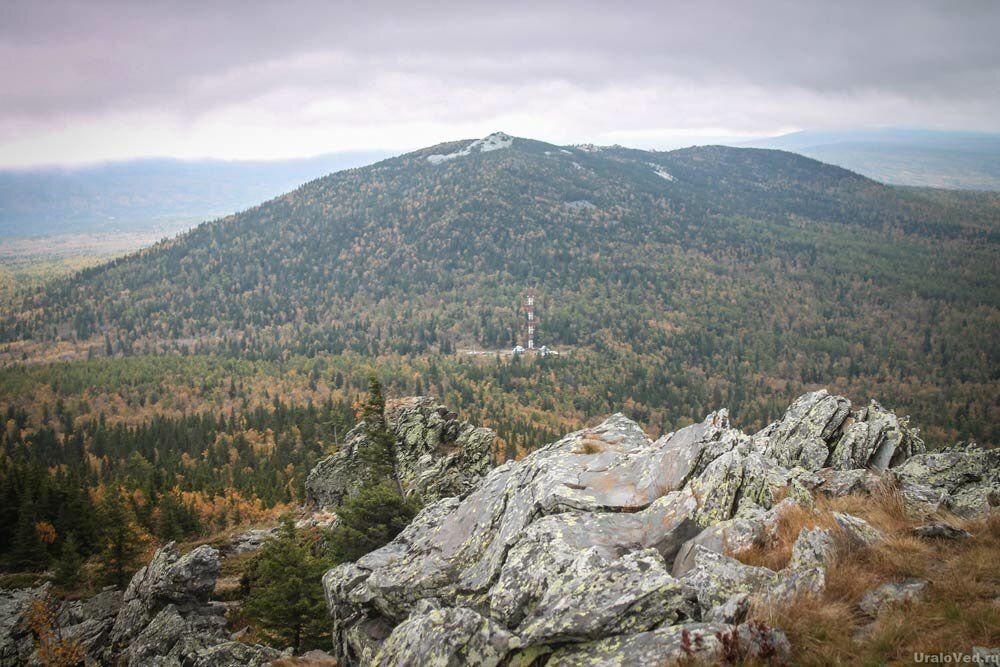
<box><xmin>769</xmin><ymin>566</ymin><xmax>826</xmax><ymax>603</ymax></box>
<box><xmin>319</xmin><ymin>390</ymin><xmax>980</xmax><ymax>666</ymax></box>
<box><xmin>833</xmin><ymin>512</ymin><xmax>885</xmax><ymax>547</ymax></box>
<box><xmin>188</xmin><ymin>640</ymin><xmax>284</xmax><ymax>666</ymax></box>
<box><xmin>489</xmin><ymin>490</ymin><xmax>701</xmax><ymax>628</ymax></box>
<box><xmin>827</xmin><ymin>401</ymin><xmax>924</xmax><ymax>470</ymax></box>
<box><xmin>911</xmin><ymin>522</ymin><xmax>971</xmax><ymax>540</ymax></box>
<box><xmin>323</xmin><ymin>411</ymin><xmax>744</xmax><ymax>664</ymax></box>
<box><xmin>815</xmin><ymin>468</ymin><xmax>888</xmax><ymax>498</ymax></box>
<box><xmin>897</xmin><ymin>478</ymin><xmax>949</xmax><ymax>516</ymax></box>
<box><xmin>892</xmin><ymin>445</ymin><xmax>1000</xmax><ymax>517</ymax></box>
<box><xmin>229</xmin><ymin>527</ymin><xmax>279</xmax><ymax>555</ymax></box>
<box><xmin>517</xmin><ymin>549</ymin><xmax>692</xmax><ymax>643</ymax></box>
<box><xmin>681</xmin><ymin>546</ymin><xmax>778</xmax><ymax>611</ymax></box>
<box><xmin>306</xmin><ymin>397</ymin><xmax>497</xmax><ymax>509</ymax></box>
<box><xmin>123</xmin><ymin>604</ymin><xmax>191</xmax><ymax>665</ymax></box>
<box><xmin>689</xmin><ymin>447</ymin><xmax>785</xmax><ymax>525</ymax></box>
<box><xmin>859</xmin><ymin>578</ymin><xmax>928</xmax><ymax>616</ymax></box>
<box><xmin>704</xmin><ymin>592</ymin><xmax>751</xmax><ymax>624</ymax></box>
<box><xmin>759</xmin><ymin>390</ymin><xmax>851</xmax><ymax>470</ymax></box>
<box><xmin>671</xmin><ymin>512</ymin><xmax>768</xmax><ymax>578</ymax></box>
<box><xmin>393</xmin><ymin>398</ymin><xmax>496</xmax><ymax>502</ymax></box>
<box><xmin>788</xmin><ymin>527</ymin><xmax>836</xmax><ymax>570</ymax></box>
<box><xmin>108</xmin><ymin>543</ymin><xmax>221</xmax><ymax>656</ymax></box>
<box><xmin>92</xmin><ymin>542</ymin><xmax>277</xmax><ymax>666</ymax></box>
<box><xmin>373</xmin><ymin>607</ymin><xmax>514</xmax><ymax>667</ymax></box>
<box><xmin>545</xmin><ymin>621</ymin><xmax>791</xmax><ymax>666</ymax></box>
<box><xmin>58</xmin><ymin>588</ymin><xmax>123</xmax><ymax>657</ymax></box>
<box><xmin>0</xmin><ymin>586</ymin><xmax>45</xmax><ymax>667</ymax></box>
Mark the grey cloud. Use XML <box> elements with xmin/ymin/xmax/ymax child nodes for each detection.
<box><xmin>0</xmin><ymin>0</ymin><xmax>998</xmax><ymax>164</ymax></box>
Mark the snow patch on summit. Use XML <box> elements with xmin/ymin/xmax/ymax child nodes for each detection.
<box><xmin>648</xmin><ymin>163</ymin><xmax>676</xmax><ymax>182</ymax></box>
<box><xmin>427</xmin><ymin>132</ymin><xmax>514</xmax><ymax>164</ymax></box>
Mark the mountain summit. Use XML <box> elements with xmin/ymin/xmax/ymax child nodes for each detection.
<box><xmin>2</xmin><ymin>133</ymin><xmax>997</xmax><ymax>444</ymax></box>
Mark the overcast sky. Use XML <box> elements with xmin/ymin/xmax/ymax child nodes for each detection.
<box><xmin>1</xmin><ymin>0</ymin><xmax>998</xmax><ymax>168</ymax></box>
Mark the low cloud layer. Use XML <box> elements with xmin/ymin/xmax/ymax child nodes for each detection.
<box><xmin>2</xmin><ymin>0</ymin><xmax>998</xmax><ymax>167</ymax></box>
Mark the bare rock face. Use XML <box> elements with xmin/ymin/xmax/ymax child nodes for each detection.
<box><xmin>306</xmin><ymin>397</ymin><xmax>496</xmax><ymax>509</ymax></box>
<box><xmin>544</xmin><ymin>621</ymin><xmax>791</xmax><ymax>666</ymax></box>
<box><xmin>827</xmin><ymin>401</ymin><xmax>924</xmax><ymax>470</ymax></box>
<box><xmin>758</xmin><ymin>390</ymin><xmax>924</xmax><ymax>472</ymax></box>
<box><xmin>759</xmin><ymin>390</ymin><xmax>852</xmax><ymax>470</ymax></box>
<box><xmin>788</xmin><ymin>527</ymin><xmax>836</xmax><ymax>570</ymax></box>
<box><xmin>100</xmin><ymin>542</ymin><xmax>280</xmax><ymax>667</ymax></box>
<box><xmin>0</xmin><ymin>586</ymin><xmax>46</xmax><ymax>667</ymax></box>
<box><xmin>373</xmin><ymin>607</ymin><xmax>514</xmax><ymax>667</ymax></box>
<box><xmin>316</xmin><ymin>390</ymin><xmax>997</xmax><ymax>666</ymax></box>
<box><xmin>0</xmin><ymin>543</ymin><xmax>281</xmax><ymax>666</ymax></box>
<box><xmin>322</xmin><ymin>410</ymin><xmax>782</xmax><ymax>665</ymax></box>
<box><xmin>892</xmin><ymin>444</ymin><xmax>1000</xmax><ymax>517</ymax></box>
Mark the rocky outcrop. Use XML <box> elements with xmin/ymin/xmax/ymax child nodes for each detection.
<box><xmin>0</xmin><ymin>586</ymin><xmax>45</xmax><ymax>667</ymax></box>
<box><xmin>758</xmin><ymin>391</ymin><xmax>924</xmax><ymax>472</ymax></box>
<box><xmin>911</xmin><ymin>521</ymin><xmax>971</xmax><ymax>540</ymax></box>
<box><xmin>101</xmin><ymin>542</ymin><xmax>282</xmax><ymax>666</ymax></box>
<box><xmin>306</xmin><ymin>397</ymin><xmax>496</xmax><ymax>509</ymax></box>
<box><xmin>320</xmin><ymin>390</ymin><xmax>998</xmax><ymax>666</ymax></box>
<box><xmin>0</xmin><ymin>542</ymin><xmax>281</xmax><ymax>667</ymax></box>
<box><xmin>1</xmin><ymin>584</ymin><xmax>123</xmax><ymax>666</ymax></box>
<box><xmin>892</xmin><ymin>444</ymin><xmax>1000</xmax><ymax>517</ymax></box>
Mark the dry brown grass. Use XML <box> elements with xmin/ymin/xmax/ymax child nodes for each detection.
<box><xmin>573</xmin><ymin>437</ymin><xmax>605</xmax><ymax>454</ymax></box>
<box><xmin>749</xmin><ymin>486</ymin><xmax>1000</xmax><ymax>665</ymax></box>
<box><xmin>270</xmin><ymin>657</ymin><xmax>339</xmax><ymax>667</ymax></box>
<box><xmin>734</xmin><ymin>500</ymin><xmax>838</xmax><ymax>571</ymax></box>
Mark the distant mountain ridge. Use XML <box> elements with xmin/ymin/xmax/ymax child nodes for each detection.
<box><xmin>743</xmin><ymin>129</ymin><xmax>1000</xmax><ymax>190</ymax></box>
<box><xmin>0</xmin><ymin>150</ymin><xmax>395</xmax><ymax>237</ymax></box>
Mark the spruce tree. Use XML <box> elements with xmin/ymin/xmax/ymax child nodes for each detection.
<box><xmin>53</xmin><ymin>533</ymin><xmax>84</xmax><ymax>588</ymax></box>
<box><xmin>358</xmin><ymin>375</ymin><xmax>396</xmax><ymax>484</ymax></box>
<box><xmin>326</xmin><ymin>482</ymin><xmax>418</xmax><ymax>564</ymax></box>
<box><xmin>11</xmin><ymin>503</ymin><xmax>49</xmax><ymax>570</ymax></box>
<box><xmin>96</xmin><ymin>488</ymin><xmax>144</xmax><ymax>589</ymax></box>
<box><xmin>243</xmin><ymin>516</ymin><xmax>331</xmax><ymax>653</ymax></box>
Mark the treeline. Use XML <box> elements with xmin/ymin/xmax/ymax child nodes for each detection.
<box><xmin>0</xmin><ymin>396</ymin><xmax>355</xmax><ymax>574</ymax></box>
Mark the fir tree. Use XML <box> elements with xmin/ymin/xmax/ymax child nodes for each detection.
<box><xmin>358</xmin><ymin>376</ymin><xmax>396</xmax><ymax>485</ymax></box>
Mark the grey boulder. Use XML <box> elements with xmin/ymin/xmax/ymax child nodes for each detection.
<box><xmin>373</xmin><ymin>607</ymin><xmax>514</xmax><ymax>667</ymax></box>
<box><xmin>859</xmin><ymin>578</ymin><xmax>928</xmax><ymax>617</ymax></box>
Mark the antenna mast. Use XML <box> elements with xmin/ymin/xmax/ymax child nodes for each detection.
<box><xmin>523</xmin><ymin>290</ymin><xmax>537</xmax><ymax>350</ymax></box>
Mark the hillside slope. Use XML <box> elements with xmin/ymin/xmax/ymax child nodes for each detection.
<box><xmin>2</xmin><ymin>132</ymin><xmax>998</xmax><ymax>445</ymax></box>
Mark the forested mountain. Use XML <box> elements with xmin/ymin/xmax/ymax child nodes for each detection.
<box><xmin>1</xmin><ymin>130</ymin><xmax>998</xmax><ymax>582</ymax></box>
<box><xmin>2</xmin><ymin>133</ymin><xmax>998</xmax><ymax>449</ymax></box>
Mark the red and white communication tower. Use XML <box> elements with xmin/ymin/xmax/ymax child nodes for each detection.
<box><xmin>523</xmin><ymin>290</ymin><xmax>538</xmax><ymax>350</ymax></box>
